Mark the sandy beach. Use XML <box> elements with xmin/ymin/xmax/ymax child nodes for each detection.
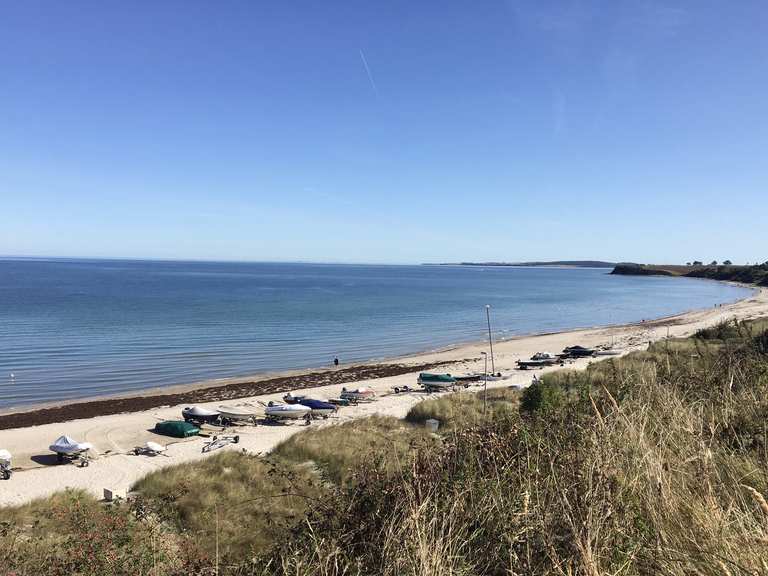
<box><xmin>0</xmin><ymin>286</ymin><xmax>766</xmax><ymax>507</ymax></box>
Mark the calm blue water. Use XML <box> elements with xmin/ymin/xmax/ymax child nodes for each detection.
<box><xmin>0</xmin><ymin>259</ymin><xmax>751</xmax><ymax>408</ymax></box>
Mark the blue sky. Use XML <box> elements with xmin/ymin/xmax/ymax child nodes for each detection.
<box><xmin>1</xmin><ymin>1</ymin><xmax>766</xmax><ymax>264</ymax></box>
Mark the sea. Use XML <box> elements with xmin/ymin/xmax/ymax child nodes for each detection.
<box><xmin>0</xmin><ymin>258</ymin><xmax>752</xmax><ymax>409</ymax></box>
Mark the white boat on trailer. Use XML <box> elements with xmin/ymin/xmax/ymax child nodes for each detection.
<box><xmin>49</xmin><ymin>435</ymin><xmax>93</xmax><ymax>466</ymax></box>
<box><xmin>218</xmin><ymin>405</ymin><xmax>259</xmax><ymax>425</ymax></box>
<box><xmin>263</xmin><ymin>401</ymin><xmax>312</xmax><ymax>423</ymax></box>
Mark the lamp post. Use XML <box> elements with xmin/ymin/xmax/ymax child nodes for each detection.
<box><xmin>485</xmin><ymin>305</ymin><xmax>495</xmax><ymax>375</ymax></box>
<box><xmin>481</xmin><ymin>351</ymin><xmax>488</xmax><ymax>416</ymax></box>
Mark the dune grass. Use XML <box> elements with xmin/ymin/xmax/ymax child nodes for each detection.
<box><xmin>264</xmin><ymin>320</ymin><xmax>768</xmax><ymax>576</ymax></box>
<box><xmin>273</xmin><ymin>415</ymin><xmax>433</xmax><ymax>485</ymax></box>
<box><xmin>132</xmin><ymin>449</ymin><xmax>328</xmax><ymax>564</ymax></box>
<box><xmin>405</xmin><ymin>386</ymin><xmax>519</xmax><ymax>429</ymax></box>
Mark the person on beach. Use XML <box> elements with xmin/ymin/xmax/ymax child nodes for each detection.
<box><xmin>333</xmin><ymin>357</ymin><xmax>339</xmax><ymax>367</ymax></box>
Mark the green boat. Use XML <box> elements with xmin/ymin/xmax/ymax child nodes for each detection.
<box><xmin>154</xmin><ymin>420</ymin><xmax>200</xmax><ymax>438</ymax></box>
<box><xmin>417</xmin><ymin>373</ymin><xmax>457</xmax><ymax>390</ymax></box>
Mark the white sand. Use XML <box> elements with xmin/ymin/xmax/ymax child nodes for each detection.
<box><xmin>1</xmin><ymin>286</ymin><xmax>766</xmax><ymax>507</ymax></box>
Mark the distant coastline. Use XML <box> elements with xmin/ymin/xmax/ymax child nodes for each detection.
<box><xmin>611</xmin><ymin>262</ymin><xmax>768</xmax><ymax>286</ymax></box>
<box><xmin>425</xmin><ymin>260</ymin><xmax>616</xmax><ymax>268</ymax></box>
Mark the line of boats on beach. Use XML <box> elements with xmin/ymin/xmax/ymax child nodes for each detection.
<box><xmin>0</xmin><ymin>343</ymin><xmax>620</xmax><ymax>480</ymax></box>
<box><xmin>515</xmin><ymin>345</ymin><xmax>622</xmax><ymax>369</ymax></box>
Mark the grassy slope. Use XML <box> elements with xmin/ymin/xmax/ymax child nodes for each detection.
<box><xmin>612</xmin><ymin>262</ymin><xmax>768</xmax><ymax>285</ymax></box>
<box><xmin>2</xmin><ymin>320</ymin><xmax>768</xmax><ymax>575</ymax></box>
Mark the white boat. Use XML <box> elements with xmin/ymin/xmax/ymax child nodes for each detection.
<box><xmin>49</xmin><ymin>435</ymin><xmax>93</xmax><ymax>466</ymax></box>
<box><xmin>218</xmin><ymin>405</ymin><xmax>259</xmax><ymax>424</ymax></box>
<box><xmin>264</xmin><ymin>402</ymin><xmax>311</xmax><ymax>421</ymax></box>
<box><xmin>340</xmin><ymin>387</ymin><xmax>376</xmax><ymax>401</ymax></box>
<box><xmin>182</xmin><ymin>406</ymin><xmax>221</xmax><ymax>425</ymax></box>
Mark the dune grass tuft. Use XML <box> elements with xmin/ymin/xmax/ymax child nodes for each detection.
<box><xmin>273</xmin><ymin>415</ymin><xmax>433</xmax><ymax>485</ymax></box>
<box><xmin>405</xmin><ymin>386</ymin><xmax>519</xmax><ymax>429</ymax></box>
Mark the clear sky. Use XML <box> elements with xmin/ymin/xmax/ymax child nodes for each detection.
<box><xmin>1</xmin><ymin>1</ymin><xmax>766</xmax><ymax>264</ymax></box>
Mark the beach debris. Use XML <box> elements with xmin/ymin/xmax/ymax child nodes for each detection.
<box><xmin>132</xmin><ymin>441</ymin><xmax>168</xmax><ymax>457</ymax></box>
<box><xmin>103</xmin><ymin>487</ymin><xmax>128</xmax><ymax>502</ymax></box>
<box><xmin>0</xmin><ymin>449</ymin><xmax>12</xmax><ymax>479</ymax></box>
<box><xmin>202</xmin><ymin>434</ymin><xmax>240</xmax><ymax>453</ymax></box>
<box><xmin>340</xmin><ymin>386</ymin><xmax>377</xmax><ymax>401</ymax></box>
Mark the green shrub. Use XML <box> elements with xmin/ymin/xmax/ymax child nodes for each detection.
<box><xmin>519</xmin><ymin>379</ymin><xmax>566</xmax><ymax>413</ymax></box>
<box><xmin>0</xmin><ymin>489</ymin><xmax>190</xmax><ymax>575</ymax></box>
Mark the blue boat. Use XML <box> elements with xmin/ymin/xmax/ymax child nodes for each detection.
<box><xmin>297</xmin><ymin>398</ymin><xmax>337</xmax><ymax>418</ymax></box>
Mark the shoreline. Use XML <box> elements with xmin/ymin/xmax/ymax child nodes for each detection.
<box><xmin>0</xmin><ymin>286</ymin><xmax>765</xmax><ymax>506</ymax></box>
<box><xmin>0</xmin><ymin>282</ymin><xmax>757</xmax><ymax>426</ymax></box>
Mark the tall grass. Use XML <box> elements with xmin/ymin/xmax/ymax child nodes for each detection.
<box><xmin>263</xmin><ymin>322</ymin><xmax>768</xmax><ymax>576</ymax></box>
<box><xmin>405</xmin><ymin>387</ymin><xmax>519</xmax><ymax>429</ymax></box>
<box><xmin>273</xmin><ymin>415</ymin><xmax>433</xmax><ymax>485</ymax></box>
<box><xmin>3</xmin><ymin>319</ymin><xmax>768</xmax><ymax>574</ymax></box>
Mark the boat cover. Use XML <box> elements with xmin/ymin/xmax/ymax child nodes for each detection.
<box><xmin>266</xmin><ymin>403</ymin><xmax>311</xmax><ymax>415</ymax></box>
<box><xmin>0</xmin><ymin>449</ymin><xmax>10</xmax><ymax>465</ymax></box>
<box><xmin>145</xmin><ymin>441</ymin><xmax>166</xmax><ymax>453</ymax></box>
<box><xmin>49</xmin><ymin>435</ymin><xmax>93</xmax><ymax>454</ymax></box>
<box><xmin>418</xmin><ymin>373</ymin><xmax>456</xmax><ymax>383</ymax></box>
<box><xmin>155</xmin><ymin>420</ymin><xmax>200</xmax><ymax>438</ymax></box>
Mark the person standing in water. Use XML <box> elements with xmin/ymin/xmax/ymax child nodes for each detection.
<box><xmin>333</xmin><ymin>356</ymin><xmax>339</xmax><ymax>367</ymax></box>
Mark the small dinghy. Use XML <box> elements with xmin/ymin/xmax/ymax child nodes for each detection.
<box><xmin>49</xmin><ymin>435</ymin><xmax>93</xmax><ymax>466</ymax></box>
<box><xmin>340</xmin><ymin>387</ymin><xmax>376</xmax><ymax>401</ymax></box>
<box><xmin>218</xmin><ymin>405</ymin><xmax>259</xmax><ymax>425</ymax></box>
<box><xmin>264</xmin><ymin>402</ymin><xmax>311</xmax><ymax>422</ymax></box>
<box><xmin>297</xmin><ymin>398</ymin><xmax>337</xmax><ymax>418</ymax></box>
<box><xmin>0</xmin><ymin>449</ymin><xmax>12</xmax><ymax>479</ymax></box>
<box><xmin>182</xmin><ymin>406</ymin><xmax>221</xmax><ymax>425</ymax></box>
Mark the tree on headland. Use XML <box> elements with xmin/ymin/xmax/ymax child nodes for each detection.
<box><xmin>710</xmin><ymin>260</ymin><xmax>718</xmax><ymax>266</ymax></box>
<box><xmin>692</xmin><ymin>261</ymin><xmax>703</xmax><ymax>266</ymax></box>
<box><xmin>723</xmin><ymin>260</ymin><xmax>732</xmax><ymax>265</ymax></box>
<box><xmin>686</xmin><ymin>262</ymin><xmax>692</xmax><ymax>266</ymax></box>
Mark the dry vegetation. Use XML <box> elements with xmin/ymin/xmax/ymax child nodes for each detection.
<box><xmin>2</xmin><ymin>318</ymin><xmax>768</xmax><ymax>575</ymax></box>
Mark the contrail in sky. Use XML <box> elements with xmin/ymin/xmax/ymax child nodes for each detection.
<box><xmin>359</xmin><ymin>49</ymin><xmax>379</xmax><ymax>97</ymax></box>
